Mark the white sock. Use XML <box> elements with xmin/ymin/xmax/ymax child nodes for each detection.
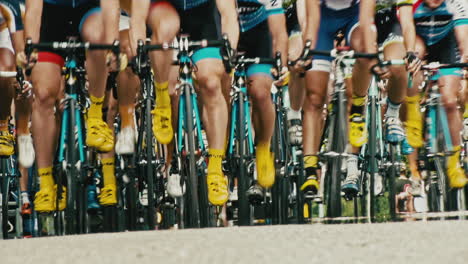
<box><xmin>386</xmin><ymin>99</ymin><xmax>400</xmax><ymax>118</ymax></box>
<box><xmin>347</xmin><ymin>154</ymin><xmax>359</xmax><ymax>177</ymax></box>
<box><xmin>21</xmin><ymin>191</ymin><xmax>30</xmax><ymax>204</ymax></box>
<box><xmin>287</xmin><ymin>109</ymin><xmax>301</xmax><ymax>120</ymax></box>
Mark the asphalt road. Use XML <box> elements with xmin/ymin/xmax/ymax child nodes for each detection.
<box><xmin>2</xmin><ymin>221</ymin><xmax>468</xmax><ymax>264</ymax></box>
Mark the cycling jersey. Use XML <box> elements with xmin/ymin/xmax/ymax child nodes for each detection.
<box><xmin>237</xmin><ymin>0</ymin><xmax>284</xmax><ymax>32</ymax></box>
<box><xmin>0</xmin><ymin>0</ymin><xmax>23</xmax><ymax>32</ymax></box>
<box><xmin>412</xmin><ymin>0</ymin><xmax>468</xmax><ymax>46</ymax></box>
<box><xmin>376</xmin><ymin>0</ymin><xmax>412</xmax><ymax>10</ymax></box>
<box><xmin>320</xmin><ymin>0</ymin><xmax>359</xmax><ymax>10</ymax></box>
<box><xmin>44</xmin><ymin>0</ymin><xmax>95</xmax><ymax>8</ymax></box>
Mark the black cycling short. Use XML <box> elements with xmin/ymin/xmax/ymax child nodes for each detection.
<box><xmin>40</xmin><ymin>1</ymin><xmax>99</xmax><ymax>44</ymax></box>
<box><xmin>238</xmin><ymin>20</ymin><xmax>273</xmax><ymax>78</ymax></box>
<box><xmin>426</xmin><ymin>31</ymin><xmax>459</xmax><ymax>65</ymax></box>
<box><xmin>285</xmin><ymin>2</ymin><xmax>300</xmax><ymax>36</ymax></box>
<box><xmin>375</xmin><ymin>7</ymin><xmax>402</xmax><ymax>45</ymax></box>
<box><xmin>176</xmin><ymin>0</ymin><xmax>220</xmax><ymax>41</ymax></box>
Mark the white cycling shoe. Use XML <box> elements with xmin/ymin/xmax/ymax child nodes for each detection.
<box><xmin>167</xmin><ymin>173</ymin><xmax>184</xmax><ymax>198</ymax></box>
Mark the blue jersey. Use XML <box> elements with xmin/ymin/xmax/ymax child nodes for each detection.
<box><xmin>413</xmin><ymin>0</ymin><xmax>468</xmax><ymax>45</ymax></box>
<box><xmin>44</xmin><ymin>0</ymin><xmax>94</xmax><ymax>8</ymax></box>
<box><xmin>237</xmin><ymin>0</ymin><xmax>284</xmax><ymax>32</ymax></box>
<box><xmin>169</xmin><ymin>0</ymin><xmax>209</xmax><ymax>11</ymax></box>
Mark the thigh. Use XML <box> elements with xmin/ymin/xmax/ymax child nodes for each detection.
<box><xmin>31</xmin><ymin>62</ymin><xmax>63</xmax><ymax>102</ymax></box>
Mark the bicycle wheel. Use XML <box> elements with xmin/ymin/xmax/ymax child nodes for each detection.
<box><xmin>326</xmin><ymin>92</ymin><xmax>347</xmax><ymax>218</ymax></box>
<box><xmin>181</xmin><ymin>84</ymin><xmax>201</xmax><ymax>228</ymax></box>
<box><xmin>387</xmin><ymin>144</ymin><xmax>398</xmax><ymax>220</ymax></box>
<box><xmin>236</xmin><ymin>92</ymin><xmax>252</xmax><ymax>226</ymax></box>
<box><xmin>1</xmin><ymin>158</ymin><xmax>10</xmax><ymax>239</ymax></box>
<box><xmin>144</xmin><ymin>77</ymin><xmax>157</xmax><ymax>230</ymax></box>
<box><xmin>367</xmin><ymin>94</ymin><xmax>378</xmax><ymax>220</ymax></box>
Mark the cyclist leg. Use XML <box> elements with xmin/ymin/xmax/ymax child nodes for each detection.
<box><xmin>147</xmin><ymin>1</ymin><xmax>179</xmax><ymax>145</ymax></box>
<box><xmin>80</xmin><ymin>9</ymin><xmax>115</xmax><ymax>153</ymax></box>
<box><xmin>0</xmin><ymin>45</ymin><xmax>15</xmax><ymax>156</ymax></box>
<box><xmin>115</xmin><ymin>22</ymin><xmax>139</xmax><ymax>155</ymax></box>
<box><xmin>288</xmin><ymin>31</ymin><xmax>305</xmax><ymax>146</ymax></box>
<box><xmin>100</xmin><ymin>87</ymin><xmax>119</xmax><ymax>206</ymax></box>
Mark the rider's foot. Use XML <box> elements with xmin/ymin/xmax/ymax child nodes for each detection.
<box><xmin>447</xmin><ymin>146</ymin><xmax>468</xmax><ymax>188</ymax></box>
<box><xmin>342</xmin><ymin>154</ymin><xmax>360</xmax><ymax>195</ymax></box>
<box><xmin>246</xmin><ymin>183</ymin><xmax>263</xmax><ymax>204</ymax></box>
<box><xmin>207</xmin><ymin>171</ymin><xmax>229</xmax><ymax>206</ymax></box>
<box><xmin>301</xmin><ymin>155</ymin><xmax>319</xmax><ymax>194</ymax></box>
<box><xmin>256</xmin><ymin>142</ymin><xmax>275</xmax><ymax>188</ymax></box>
<box><xmin>287</xmin><ymin>109</ymin><xmax>302</xmax><ymax>146</ymax></box>
<box><xmin>349</xmin><ymin>113</ymin><xmax>367</xmax><ymax>147</ymax></box>
<box><xmin>99</xmin><ymin>184</ymin><xmax>117</xmax><ymax>206</ymax></box>
<box><xmin>229</xmin><ymin>186</ymin><xmax>238</xmax><ymax>201</ymax></box>
<box><xmin>167</xmin><ymin>172</ymin><xmax>184</xmax><ymax>198</ymax></box>
<box><xmin>115</xmin><ymin>126</ymin><xmax>135</xmax><ymax>155</ymax></box>
<box><xmin>385</xmin><ymin>117</ymin><xmax>405</xmax><ymax>143</ymax></box>
<box><xmin>18</xmin><ymin>134</ymin><xmax>35</xmax><ymax>168</ymax></box>
<box><xmin>86</xmin><ymin>118</ymin><xmax>114</xmax><ymax>152</ymax></box>
<box><xmin>34</xmin><ymin>185</ymin><xmax>66</xmax><ymax>212</ymax></box>
<box><xmin>0</xmin><ymin>130</ymin><xmax>14</xmax><ymax>156</ymax></box>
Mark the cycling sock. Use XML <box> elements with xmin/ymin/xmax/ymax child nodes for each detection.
<box><xmin>304</xmin><ymin>155</ymin><xmax>318</xmax><ymax>178</ymax></box>
<box><xmin>351</xmin><ymin>95</ymin><xmax>366</xmax><ymax>115</ymax></box>
<box><xmin>207</xmin><ymin>148</ymin><xmax>224</xmax><ymax>173</ymax></box>
<box><xmin>102</xmin><ymin>157</ymin><xmax>116</xmax><ymax>186</ymax></box>
<box><xmin>21</xmin><ymin>191</ymin><xmax>30</xmax><ymax>204</ymax></box>
<box><xmin>406</xmin><ymin>95</ymin><xmax>421</xmax><ymax>122</ymax></box>
<box><xmin>0</xmin><ymin>119</ymin><xmax>8</xmax><ymax>131</ymax></box>
<box><xmin>88</xmin><ymin>95</ymin><xmax>105</xmax><ymax>119</ymax></box>
<box><xmin>464</xmin><ymin>103</ymin><xmax>468</xmax><ymax>119</ymax></box>
<box><xmin>256</xmin><ymin>141</ymin><xmax>271</xmax><ymax>156</ymax></box>
<box><xmin>155</xmin><ymin>81</ymin><xmax>170</xmax><ymax>108</ymax></box>
<box><xmin>287</xmin><ymin>109</ymin><xmax>301</xmax><ymax>121</ymax></box>
<box><xmin>346</xmin><ymin>154</ymin><xmax>358</xmax><ymax>176</ymax></box>
<box><xmin>120</xmin><ymin>104</ymin><xmax>134</xmax><ymax>128</ymax></box>
<box><xmin>386</xmin><ymin>99</ymin><xmax>400</xmax><ymax>118</ymax></box>
<box><xmin>38</xmin><ymin>167</ymin><xmax>54</xmax><ymax>190</ymax></box>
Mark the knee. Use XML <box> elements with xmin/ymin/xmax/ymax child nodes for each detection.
<box><xmin>442</xmin><ymin>93</ymin><xmax>458</xmax><ymax>112</ymax></box>
<box><xmin>33</xmin><ymin>87</ymin><xmax>56</xmax><ymax>110</ymax></box>
<box><xmin>304</xmin><ymin>91</ymin><xmax>325</xmax><ymax>111</ymax></box>
<box><xmin>249</xmin><ymin>84</ymin><xmax>271</xmax><ymax>103</ymax></box>
<box><xmin>389</xmin><ymin>65</ymin><xmax>407</xmax><ymax>79</ymax></box>
<box><xmin>197</xmin><ymin>68</ymin><xmax>223</xmax><ymax>98</ymax></box>
<box><xmin>151</xmin><ymin>19</ymin><xmax>179</xmax><ymax>43</ymax></box>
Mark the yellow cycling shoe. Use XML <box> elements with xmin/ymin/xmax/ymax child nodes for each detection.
<box><xmin>207</xmin><ymin>171</ymin><xmax>228</xmax><ymax>206</ymax></box>
<box><xmin>349</xmin><ymin>113</ymin><xmax>367</xmax><ymax>147</ymax></box>
<box><xmin>151</xmin><ymin>107</ymin><xmax>173</xmax><ymax>145</ymax></box>
<box><xmin>256</xmin><ymin>149</ymin><xmax>275</xmax><ymax>188</ymax></box>
<box><xmin>86</xmin><ymin>118</ymin><xmax>114</xmax><ymax>152</ymax></box>
<box><xmin>99</xmin><ymin>184</ymin><xmax>117</xmax><ymax>206</ymax></box>
<box><xmin>405</xmin><ymin>119</ymin><xmax>423</xmax><ymax>148</ymax></box>
<box><xmin>34</xmin><ymin>186</ymin><xmax>66</xmax><ymax>212</ymax></box>
<box><xmin>447</xmin><ymin>166</ymin><xmax>468</xmax><ymax>189</ymax></box>
<box><xmin>0</xmin><ymin>131</ymin><xmax>14</xmax><ymax>156</ymax></box>
<box><xmin>300</xmin><ymin>176</ymin><xmax>319</xmax><ymax>194</ymax></box>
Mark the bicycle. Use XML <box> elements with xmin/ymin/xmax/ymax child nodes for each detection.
<box><xmin>141</xmin><ymin>36</ymin><xmax>228</xmax><ymax>228</ymax></box>
<box><xmin>417</xmin><ymin>62</ymin><xmax>468</xmax><ymax>216</ymax></box>
<box><xmin>25</xmin><ymin>39</ymin><xmax>120</xmax><ymax>235</ymax></box>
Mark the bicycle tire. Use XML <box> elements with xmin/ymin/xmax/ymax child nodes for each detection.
<box><xmin>65</xmin><ymin>100</ymin><xmax>78</xmax><ymax>235</ymax></box>
<box><xmin>367</xmin><ymin>95</ymin><xmax>377</xmax><ymax>221</ymax></box>
<box><xmin>387</xmin><ymin>143</ymin><xmax>398</xmax><ymax>220</ymax></box>
<box><xmin>326</xmin><ymin>92</ymin><xmax>347</xmax><ymax>218</ymax></box>
<box><xmin>1</xmin><ymin>158</ymin><xmax>10</xmax><ymax>239</ymax></box>
<box><xmin>144</xmin><ymin>77</ymin><xmax>157</xmax><ymax>230</ymax></box>
<box><xmin>182</xmin><ymin>84</ymin><xmax>201</xmax><ymax>228</ymax></box>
